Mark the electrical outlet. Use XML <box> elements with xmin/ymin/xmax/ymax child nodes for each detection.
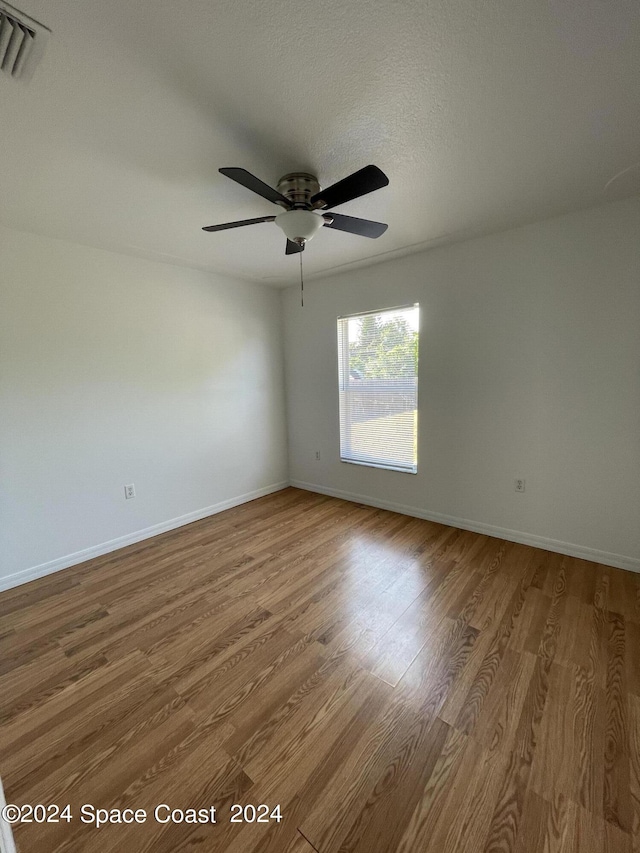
<box><xmin>514</xmin><ymin>478</ymin><xmax>526</xmax><ymax>493</ymax></box>
<box><xmin>124</xmin><ymin>483</ymin><xmax>136</xmax><ymax>499</ymax></box>
<box><xmin>315</xmin><ymin>451</ymin><xmax>321</xmax><ymax>461</ymax></box>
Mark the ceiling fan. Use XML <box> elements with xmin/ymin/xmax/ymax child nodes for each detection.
<box><xmin>203</xmin><ymin>165</ymin><xmax>389</xmax><ymax>254</ymax></box>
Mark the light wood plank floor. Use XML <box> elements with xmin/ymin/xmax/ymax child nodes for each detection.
<box><xmin>0</xmin><ymin>487</ymin><xmax>638</xmax><ymax>852</ymax></box>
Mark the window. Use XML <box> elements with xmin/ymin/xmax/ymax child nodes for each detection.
<box><xmin>337</xmin><ymin>304</ymin><xmax>419</xmax><ymax>473</ymax></box>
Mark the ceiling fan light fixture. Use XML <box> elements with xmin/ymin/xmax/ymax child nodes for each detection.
<box><xmin>275</xmin><ymin>209</ymin><xmax>325</xmax><ymax>243</ymax></box>
<box><xmin>204</xmin><ymin>166</ymin><xmax>389</xmax><ymax>255</ymax></box>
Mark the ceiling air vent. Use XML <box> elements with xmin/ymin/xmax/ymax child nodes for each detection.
<box><xmin>0</xmin><ymin>1</ymin><xmax>49</xmax><ymax>82</ymax></box>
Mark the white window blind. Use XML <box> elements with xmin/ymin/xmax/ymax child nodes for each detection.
<box><xmin>337</xmin><ymin>304</ymin><xmax>419</xmax><ymax>473</ymax></box>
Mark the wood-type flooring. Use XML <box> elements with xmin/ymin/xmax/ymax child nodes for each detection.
<box><xmin>0</xmin><ymin>487</ymin><xmax>638</xmax><ymax>852</ymax></box>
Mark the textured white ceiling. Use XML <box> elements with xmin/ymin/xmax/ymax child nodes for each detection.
<box><xmin>1</xmin><ymin>0</ymin><xmax>639</xmax><ymax>284</ymax></box>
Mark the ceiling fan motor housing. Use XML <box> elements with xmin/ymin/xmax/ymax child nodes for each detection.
<box><xmin>276</xmin><ymin>173</ymin><xmax>321</xmax><ymax>208</ymax></box>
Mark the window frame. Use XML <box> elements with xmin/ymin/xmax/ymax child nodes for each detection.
<box><xmin>337</xmin><ymin>303</ymin><xmax>419</xmax><ymax>475</ymax></box>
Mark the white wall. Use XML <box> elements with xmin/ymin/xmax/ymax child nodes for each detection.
<box><xmin>0</xmin><ymin>225</ymin><xmax>288</xmax><ymax>589</ymax></box>
<box><xmin>283</xmin><ymin>197</ymin><xmax>640</xmax><ymax>571</ymax></box>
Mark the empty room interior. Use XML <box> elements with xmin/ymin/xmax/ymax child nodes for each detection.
<box><xmin>1</xmin><ymin>1</ymin><xmax>640</xmax><ymax>851</ymax></box>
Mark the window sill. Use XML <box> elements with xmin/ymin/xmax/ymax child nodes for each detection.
<box><xmin>340</xmin><ymin>457</ymin><xmax>417</xmax><ymax>475</ymax></box>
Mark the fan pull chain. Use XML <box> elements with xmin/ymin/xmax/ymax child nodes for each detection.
<box><xmin>300</xmin><ymin>251</ymin><xmax>304</xmax><ymax>308</ymax></box>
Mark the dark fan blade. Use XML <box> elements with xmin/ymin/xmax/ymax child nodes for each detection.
<box><xmin>219</xmin><ymin>168</ymin><xmax>292</xmax><ymax>207</ymax></box>
<box><xmin>286</xmin><ymin>239</ymin><xmax>305</xmax><ymax>254</ymax></box>
<box><xmin>324</xmin><ymin>212</ymin><xmax>388</xmax><ymax>238</ymax></box>
<box><xmin>310</xmin><ymin>165</ymin><xmax>389</xmax><ymax>210</ymax></box>
<box><xmin>202</xmin><ymin>216</ymin><xmax>275</xmax><ymax>232</ymax></box>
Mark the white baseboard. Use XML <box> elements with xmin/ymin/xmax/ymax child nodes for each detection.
<box><xmin>0</xmin><ymin>776</ymin><xmax>17</xmax><ymax>853</ymax></box>
<box><xmin>291</xmin><ymin>480</ymin><xmax>640</xmax><ymax>574</ymax></box>
<box><xmin>4</xmin><ymin>478</ymin><xmax>637</xmax><ymax>593</ymax></box>
<box><xmin>0</xmin><ymin>482</ymin><xmax>289</xmax><ymax>593</ymax></box>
